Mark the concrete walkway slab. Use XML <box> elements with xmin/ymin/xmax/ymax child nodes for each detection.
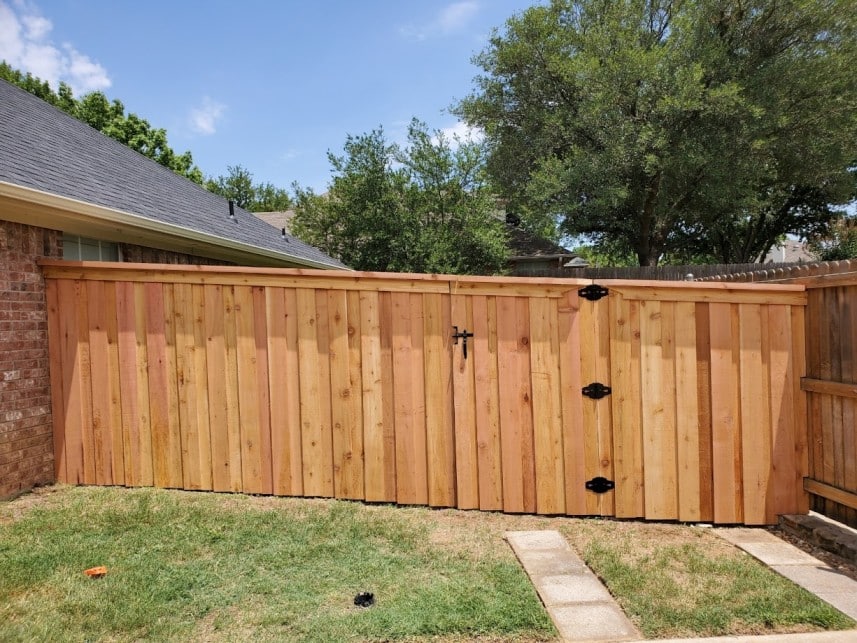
<box><xmin>717</xmin><ymin>527</ymin><xmax>857</xmax><ymax>621</ymax></box>
<box><xmin>506</xmin><ymin>530</ymin><xmax>641</xmax><ymax>642</ymax></box>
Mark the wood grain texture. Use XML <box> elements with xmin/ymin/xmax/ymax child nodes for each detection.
<box><xmin>423</xmin><ymin>292</ymin><xmax>455</xmax><ymax>507</ymax></box>
<box><xmin>473</xmin><ymin>295</ymin><xmax>503</xmax><ymax>511</ymax></box>
<box><xmin>558</xmin><ymin>290</ymin><xmax>587</xmax><ymax>515</ymax></box>
<box><xmin>452</xmin><ymin>294</ymin><xmax>478</xmax><ymax>509</ymax></box>
<box><xmin>674</xmin><ymin>301</ymin><xmax>700</xmax><ymax>522</ymax></box>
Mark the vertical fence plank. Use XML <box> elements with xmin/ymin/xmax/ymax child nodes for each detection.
<box><xmin>235</xmin><ymin>286</ymin><xmax>262</xmax><ymax>493</ymax></box>
<box><xmin>675</xmin><ymin>301</ymin><xmax>700</xmax><ymax>522</ymax></box>
<box><xmin>329</xmin><ymin>289</ymin><xmax>364</xmax><ymax>499</ymax></box>
<box><xmin>253</xmin><ymin>286</ymin><xmax>274</xmax><ymax>495</ymax></box>
<box><xmin>115</xmin><ymin>281</ymin><xmax>138</xmax><ymax>485</ymax></box>
<box><xmin>559</xmin><ymin>289</ymin><xmax>586</xmax><ymax>515</ymax></box>
<box><xmin>223</xmin><ymin>285</ymin><xmax>244</xmax><ymax>491</ymax></box>
<box><xmin>76</xmin><ymin>281</ymin><xmax>95</xmax><ymax>485</ymax></box>
<box><xmin>205</xmin><ymin>285</ymin><xmax>230</xmax><ymax>491</ymax></box>
<box><xmin>424</xmin><ymin>292</ymin><xmax>455</xmax><ymax>507</ymax></box>
<box><xmin>174</xmin><ymin>283</ymin><xmax>201</xmax><ymax>490</ymax></box>
<box><xmin>640</xmin><ymin>300</ymin><xmax>678</xmax><ymax>519</ymax></box>
<box><xmin>695</xmin><ymin>302</ymin><xmax>714</xmax><ymax>522</ymax></box>
<box><xmin>163</xmin><ymin>284</ymin><xmax>184</xmax><ymax>488</ymax></box>
<box><xmin>580</xmin><ymin>297</ymin><xmax>615</xmax><ymax>516</ymax></box>
<box><xmin>103</xmin><ymin>283</ymin><xmax>125</xmax><ymax>486</ymax></box>
<box><xmin>497</xmin><ymin>296</ymin><xmax>524</xmax><ymax>513</ymax></box>
<box><xmin>132</xmin><ymin>283</ymin><xmax>153</xmax><ymax>486</ymax></box>
<box><xmin>610</xmin><ymin>293</ymin><xmax>644</xmax><ymax>518</ymax></box>
<box><xmin>361</xmin><ymin>290</ymin><xmax>394</xmax><ymax>501</ymax></box>
<box><xmin>473</xmin><ymin>295</ymin><xmax>503</xmax><ymax>511</ymax></box>
<box><xmin>297</xmin><ymin>289</ymin><xmax>332</xmax><ymax>496</ymax></box>
<box><xmin>452</xmin><ymin>294</ymin><xmax>478</xmax><ymax>509</ymax></box>
<box><xmin>86</xmin><ymin>280</ymin><xmax>112</xmax><ymax>485</ymax></box>
<box><xmin>146</xmin><ymin>283</ymin><xmax>171</xmax><ymax>488</ymax></box>
<box><xmin>267</xmin><ymin>287</ymin><xmax>303</xmax><ymax>495</ymax></box>
<box><xmin>380</xmin><ymin>292</ymin><xmax>397</xmax><ymax>499</ymax></box>
<box><xmin>345</xmin><ymin>291</ymin><xmax>366</xmax><ymax>498</ymax></box>
<box><xmin>739</xmin><ymin>304</ymin><xmax>771</xmax><ymax>525</ymax></box>
<box><xmin>58</xmin><ymin>280</ymin><xmax>85</xmax><ymax>483</ymax></box>
<box><xmin>710</xmin><ymin>303</ymin><xmax>743</xmax><ymax>523</ymax></box>
<box><xmin>392</xmin><ymin>293</ymin><xmax>428</xmax><ymax>505</ymax></box>
<box><xmin>843</xmin><ymin>292</ymin><xmax>857</xmax><ymax>522</ymax></box>
<box><xmin>517</xmin><ymin>297</ymin><xmax>537</xmax><ymax>513</ymax></box>
<box><xmin>768</xmin><ymin>305</ymin><xmax>795</xmax><ymax>519</ymax></box>
<box><xmin>791</xmin><ymin>304</ymin><xmax>810</xmax><ymax>514</ymax></box>
<box><xmin>529</xmin><ymin>298</ymin><xmax>565</xmax><ymax>514</ymax></box>
<box><xmin>46</xmin><ymin>279</ymin><xmax>67</xmax><ymax>482</ymax></box>
<box><xmin>191</xmin><ymin>285</ymin><xmax>213</xmax><ymax>490</ymax></box>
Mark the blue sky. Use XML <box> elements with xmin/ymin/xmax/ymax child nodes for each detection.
<box><xmin>0</xmin><ymin>0</ymin><xmax>540</xmax><ymax>192</ymax></box>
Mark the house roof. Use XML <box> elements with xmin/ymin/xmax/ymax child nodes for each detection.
<box><xmin>506</xmin><ymin>223</ymin><xmax>577</xmax><ymax>261</ymax></box>
<box><xmin>0</xmin><ymin>79</ymin><xmax>344</xmax><ymax>269</ymax></box>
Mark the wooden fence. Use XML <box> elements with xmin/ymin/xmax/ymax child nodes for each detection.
<box><xmin>42</xmin><ymin>261</ymin><xmax>808</xmax><ymax>524</ymax></box>
<box><xmin>704</xmin><ymin>261</ymin><xmax>857</xmax><ymax>527</ymax></box>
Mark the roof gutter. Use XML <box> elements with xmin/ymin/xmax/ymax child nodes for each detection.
<box><xmin>0</xmin><ymin>181</ymin><xmax>345</xmax><ymax>270</ymax></box>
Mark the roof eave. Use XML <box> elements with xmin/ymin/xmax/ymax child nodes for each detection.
<box><xmin>0</xmin><ymin>181</ymin><xmax>345</xmax><ymax>270</ymax></box>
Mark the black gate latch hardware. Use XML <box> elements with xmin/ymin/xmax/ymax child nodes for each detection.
<box><xmin>452</xmin><ymin>326</ymin><xmax>474</xmax><ymax>359</ymax></box>
<box><xmin>585</xmin><ymin>477</ymin><xmax>615</xmax><ymax>494</ymax></box>
<box><xmin>582</xmin><ymin>382</ymin><xmax>612</xmax><ymax>399</ymax></box>
<box><xmin>578</xmin><ymin>284</ymin><xmax>609</xmax><ymax>301</ymax></box>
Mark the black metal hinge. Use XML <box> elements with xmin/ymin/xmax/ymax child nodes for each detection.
<box><xmin>586</xmin><ymin>477</ymin><xmax>615</xmax><ymax>494</ymax></box>
<box><xmin>578</xmin><ymin>284</ymin><xmax>608</xmax><ymax>301</ymax></box>
<box><xmin>582</xmin><ymin>382</ymin><xmax>612</xmax><ymax>399</ymax></box>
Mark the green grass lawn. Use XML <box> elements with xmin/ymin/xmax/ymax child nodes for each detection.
<box><xmin>0</xmin><ymin>486</ymin><xmax>553</xmax><ymax>642</ymax></box>
<box><xmin>1</xmin><ymin>486</ymin><xmax>854</xmax><ymax>641</ymax></box>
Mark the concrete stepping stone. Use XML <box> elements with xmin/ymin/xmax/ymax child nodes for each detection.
<box><xmin>717</xmin><ymin>527</ymin><xmax>857</xmax><ymax>621</ymax></box>
<box><xmin>506</xmin><ymin>530</ymin><xmax>641</xmax><ymax>642</ymax></box>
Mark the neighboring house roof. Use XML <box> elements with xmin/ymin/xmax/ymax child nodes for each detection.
<box><xmin>255</xmin><ymin>210</ymin><xmax>295</xmax><ymax>232</ymax></box>
<box><xmin>0</xmin><ymin>80</ymin><xmax>344</xmax><ymax>269</ymax></box>
<box><xmin>764</xmin><ymin>239</ymin><xmax>816</xmax><ymax>264</ymax></box>
<box><xmin>506</xmin><ymin>222</ymin><xmax>577</xmax><ymax>262</ymax></box>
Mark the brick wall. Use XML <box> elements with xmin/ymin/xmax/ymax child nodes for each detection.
<box><xmin>120</xmin><ymin>243</ymin><xmax>232</xmax><ymax>266</ymax></box>
<box><xmin>0</xmin><ymin>220</ymin><xmax>61</xmax><ymax>498</ymax></box>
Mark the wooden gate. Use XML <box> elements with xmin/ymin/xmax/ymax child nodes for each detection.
<box><xmin>42</xmin><ymin>261</ymin><xmax>808</xmax><ymax>524</ymax></box>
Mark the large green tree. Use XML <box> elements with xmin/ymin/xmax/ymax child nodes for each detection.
<box><xmin>291</xmin><ymin>119</ymin><xmax>508</xmax><ymax>274</ymax></box>
<box><xmin>456</xmin><ymin>0</ymin><xmax>857</xmax><ymax>265</ymax></box>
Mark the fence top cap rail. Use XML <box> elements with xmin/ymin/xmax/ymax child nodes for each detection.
<box><xmin>37</xmin><ymin>259</ymin><xmax>593</xmax><ymax>287</ymax></box>
<box><xmin>601</xmin><ymin>278</ymin><xmax>806</xmax><ymax>292</ymax></box>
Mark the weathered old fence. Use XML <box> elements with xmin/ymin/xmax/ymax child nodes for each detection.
<box><xmin>42</xmin><ymin>261</ymin><xmax>808</xmax><ymax>524</ymax></box>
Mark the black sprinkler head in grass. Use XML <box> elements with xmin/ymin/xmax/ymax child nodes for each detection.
<box><xmin>354</xmin><ymin>592</ymin><xmax>375</xmax><ymax>607</ymax></box>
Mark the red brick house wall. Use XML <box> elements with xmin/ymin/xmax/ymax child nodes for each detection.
<box><xmin>0</xmin><ymin>220</ymin><xmax>61</xmax><ymax>497</ymax></box>
<box><xmin>0</xmin><ymin>220</ymin><xmax>233</xmax><ymax>498</ymax></box>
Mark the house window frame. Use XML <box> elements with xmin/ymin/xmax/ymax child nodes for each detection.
<box><xmin>62</xmin><ymin>233</ymin><xmax>122</xmax><ymax>261</ymax></box>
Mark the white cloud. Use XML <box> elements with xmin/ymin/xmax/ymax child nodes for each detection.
<box><xmin>438</xmin><ymin>120</ymin><xmax>484</xmax><ymax>143</ymax></box>
<box><xmin>437</xmin><ymin>2</ymin><xmax>479</xmax><ymax>34</ymax></box>
<box><xmin>189</xmin><ymin>97</ymin><xmax>226</xmax><ymax>135</ymax></box>
<box><xmin>0</xmin><ymin>0</ymin><xmax>111</xmax><ymax>94</ymax></box>
<box><xmin>399</xmin><ymin>1</ymin><xmax>480</xmax><ymax>41</ymax></box>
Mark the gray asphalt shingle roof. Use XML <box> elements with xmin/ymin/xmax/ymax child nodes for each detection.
<box><xmin>0</xmin><ymin>79</ymin><xmax>344</xmax><ymax>268</ymax></box>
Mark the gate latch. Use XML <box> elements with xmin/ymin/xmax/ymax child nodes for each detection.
<box><xmin>452</xmin><ymin>326</ymin><xmax>474</xmax><ymax>359</ymax></box>
<box><xmin>586</xmin><ymin>477</ymin><xmax>615</xmax><ymax>494</ymax></box>
<box><xmin>582</xmin><ymin>382</ymin><xmax>612</xmax><ymax>399</ymax></box>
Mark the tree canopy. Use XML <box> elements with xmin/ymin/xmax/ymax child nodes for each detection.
<box><xmin>1</xmin><ymin>61</ymin><xmax>204</xmax><ymax>183</ymax></box>
<box><xmin>205</xmin><ymin>165</ymin><xmax>293</xmax><ymax>212</ymax></box>
<box><xmin>456</xmin><ymin>0</ymin><xmax>857</xmax><ymax>265</ymax></box>
<box><xmin>290</xmin><ymin>119</ymin><xmax>508</xmax><ymax>274</ymax></box>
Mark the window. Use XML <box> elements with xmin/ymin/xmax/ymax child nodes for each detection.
<box><xmin>62</xmin><ymin>234</ymin><xmax>120</xmax><ymax>261</ymax></box>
